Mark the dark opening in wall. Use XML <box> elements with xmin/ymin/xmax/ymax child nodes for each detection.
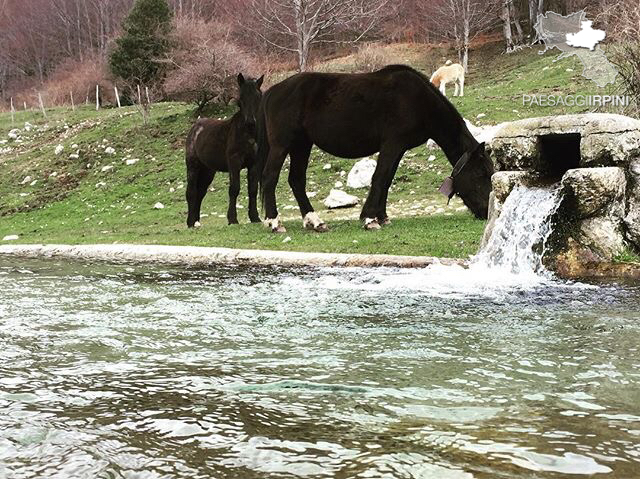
<box><xmin>537</xmin><ymin>133</ymin><xmax>581</xmax><ymax>178</ymax></box>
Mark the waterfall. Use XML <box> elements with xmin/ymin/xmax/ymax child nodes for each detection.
<box><xmin>473</xmin><ymin>185</ymin><xmax>563</xmax><ymax>276</ymax></box>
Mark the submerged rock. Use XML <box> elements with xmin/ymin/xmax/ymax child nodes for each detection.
<box><xmin>347</xmin><ymin>158</ymin><xmax>376</xmax><ymax>188</ymax></box>
<box><xmin>323</xmin><ymin>189</ymin><xmax>359</xmax><ymax>209</ymax></box>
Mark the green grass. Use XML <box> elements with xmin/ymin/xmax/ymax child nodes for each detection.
<box><xmin>0</xmin><ymin>41</ymin><xmax>633</xmax><ymax>258</ymax></box>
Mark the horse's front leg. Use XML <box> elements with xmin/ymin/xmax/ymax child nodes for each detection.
<box><xmin>453</xmin><ymin>82</ymin><xmax>459</xmax><ymax>97</ymax></box>
<box><xmin>361</xmin><ymin>145</ymin><xmax>404</xmax><ymax>230</ymax></box>
<box><xmin>288</xmin><ymin>141</ymin><xmax>327</xmax><ymax>232</ymax></box>
<box><xmin>227</xmin><ymin>165</ymin><xmax>241</xmax><ymax>225</ymax></box>
<box><xmin>247</xmin><ymin>163</ymin><xmax>261</xmax><ymax>223</ymax></box>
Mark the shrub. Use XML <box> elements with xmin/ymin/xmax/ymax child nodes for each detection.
<box><xmin>164</xmin><ymin>18</ymin><xmax>259</xmax><ymax>112</ymax></box>
<box><xmin>36</xmin><ymin>57</ymin><xmax>114</xmax><ymax>108</ymax></box>
<box><xmin>353</xmin><ymin>43</ymin><xmax>393</xmax><ymax>72</ymax></box>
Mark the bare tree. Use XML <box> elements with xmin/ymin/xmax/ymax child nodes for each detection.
<box><xmin>425</xmin><ymin>0</ymin><xmax>500</xmax><ymax>72</ymax></box>
<box><xmin>248</xmin><ymin>0</ymin><xmax>391</xmax><ymax>72</ymax></box>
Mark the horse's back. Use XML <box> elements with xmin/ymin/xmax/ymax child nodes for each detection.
<box><xmin>263</xmin><ymin>66</ymin><xmax>433</xmax><ymax>157</ymax></box>
<box><xmin>187</xmin><ymin>117</ymin><xmax>232</xmax><ymax>171</ymax></box>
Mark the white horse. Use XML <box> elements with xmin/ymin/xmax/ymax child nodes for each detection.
<box><xmin>430</xmin><ymin>60</ymin><xmax>465</xmax><ymax>97</ymax></box>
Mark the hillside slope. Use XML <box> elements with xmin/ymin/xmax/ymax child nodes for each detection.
<box><xmin>0</xmin><ymin>42</ymin><xmax>628</xmax><ymax>258</ymax></box>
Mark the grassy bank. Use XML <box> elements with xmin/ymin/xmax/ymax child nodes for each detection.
<box><xmin>0</xmin><ymin>42</ymin><xmax>626</xmax><ymax>258</ymax></box>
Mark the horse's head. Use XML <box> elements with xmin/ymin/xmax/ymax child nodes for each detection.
<box><xmin>237</xmin><ymin>73</ymin><xmax>264</xmax><ymax>130</ymax></box>
<box><xmin>441</xmin><ymin>142</ymin><xmax>494</xmax><ymax>219</ymax></box>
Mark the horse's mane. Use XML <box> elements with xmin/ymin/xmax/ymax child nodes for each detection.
<box><xmin>378</xmin><ymin>64</ymin><xmax>467</xmax><ymax>129</ymax></box>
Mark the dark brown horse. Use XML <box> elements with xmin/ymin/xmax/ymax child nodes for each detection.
<box><xmin>185</xmin><ymin>73</ymin><xmax>263</xmax><ymax>227</ymax></box>
<box><xmin>257</xmin><ymin>65</ymin><xmax>494</xmax><ymax>233</ymax></box>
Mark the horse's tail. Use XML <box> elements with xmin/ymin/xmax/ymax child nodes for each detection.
<box><xmin>256</xmin><ymin>97</ymin><xmax>270</xmax><ymax>211</ymax></box>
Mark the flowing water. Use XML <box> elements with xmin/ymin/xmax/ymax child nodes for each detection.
<box><xmin>2</xmin><ymin>187</ymin><xmax>640</xmax><ymax>478</ymax></box>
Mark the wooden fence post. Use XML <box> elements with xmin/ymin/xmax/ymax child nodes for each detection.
<box><xmin>10</xmin><ymin>97</ymin><xmax>15</xmax><ymax>125</ymax></box>
<box><xmin>38</xmin><ymin>92</ymin><xmax>47</xmax><ymax>118</ymax></box>
<box><xmin>114</xmin><ymin>86</ymin><xmax>121</xmax><ymax>108</ymax></box>
<box><xmin>96</xmin><ymin>85</ymin><xmax>100</xmax><ymax>111</ymax></box>
<box><xmin>70</xmin><ymin>91</ymin><xmax>75</xmax><ymax>111</ymax></box>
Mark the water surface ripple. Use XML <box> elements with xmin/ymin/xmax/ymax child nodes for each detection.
<box><xmin>1</xmin><ymin>258</ymin><xmax>639</xmax><ymax>478</ymax></box>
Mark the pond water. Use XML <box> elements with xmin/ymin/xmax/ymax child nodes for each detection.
<box><xmin>1</xmin><ymin>258</ymin><xmax>639</xmax><ymax>478</ymax></box>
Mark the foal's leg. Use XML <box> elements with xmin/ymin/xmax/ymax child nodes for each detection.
<box><xmin>262</xmin><ymin>146</ymin><xmax>289</xmax><ymax>233</ymax></box>
<box><xmin>288</xmin><ymin>142</ymin><xmax>327</xmax><ymax>232</ymax></box>
<box><xmin>227</xmin><ymin>163</ymin><xmax>241</xmax><ymax>225</ymax></box>
<box><xmin>361</xmin><ymin>144</ymin><xmax>405</xmax><ymax>230</ymax></box>
<box><xmin>194</xmin><ymin>169</ymin><xmax>215</xmax><ymax>227</ymax></box>
<box><xmin>247</xmin><ymin>164</ymin><xmax>261</xmax><ymax>223</ymax></box>
<box><xmin>453</xmin><ymin>81</ymin><xmax>459</xmax><ymax>97</ymax></box>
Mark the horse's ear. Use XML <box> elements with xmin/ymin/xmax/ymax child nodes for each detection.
<box><xmin>256</xmin><ymin>75</ymin><xmax>264</xmax><ymax>89</ymax></box>
<box><xmin>237</xmin><ymin>73</ymin><xmax>245</xmax><ymax>87</ymax></box>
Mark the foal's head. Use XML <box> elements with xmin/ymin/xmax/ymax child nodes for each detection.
<box><xmin>237</xmin><ymin>73</ymin><xmax>264</xmax><ymax>130</ymax></box>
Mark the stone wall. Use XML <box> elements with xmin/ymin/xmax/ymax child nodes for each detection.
<box><xmin>486</xmin><ymin>113</ymin><xmax>640</xmax><ymax>265</ymax></box>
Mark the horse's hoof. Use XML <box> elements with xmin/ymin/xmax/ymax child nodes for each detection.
<box><xmin>314</xmin><ymin>223</ymin><xmax>329</xmax><ymax>233</ymax></box>
<box><xmin>273</xmin><ymin>225</ymin><xmax>287</xmax><ymax>234</ymax></box>
<box><xmin>380</xmin><ymin>217</ymin><xmax>391</xmax><ymax>226</ymax></box>
<box><xmin>194</xmin><ymin>221</ymin><xmax>202</xmax><ymax>228</ymax></box>
<box><xmin>228</xmin><ymin>220</ymin><xmax>239</xmax><ymax>225</ymax></box>
<box><xmin>363</xmin><ymin>218</ymin><xmax>381</xmax><ymax>230</ymax></box>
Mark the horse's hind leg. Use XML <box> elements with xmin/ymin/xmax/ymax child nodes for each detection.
<box><xmin>361</xmin><ymin>145</ymin><xmax>405</xmax><ymax>230</ymax></box>
<box><xmin>378</xmin><ymin>154</ymin><xmax>404</xmax><ymax>226</ymax></box>
<box><xmin>289</xmin><ymin>142</ymin><xmax>327</xmax><ymax>232</ymax></box>
<box><xmin>262</xmin><ymin>146</ymin><xmax>288</xmax><ymax>233</ymax></box>
<box><xmin>196</xmin><ymin>169</ymin><xmax>214</xmax><ymax>226</ymax></box>
<box><xmin>186</xmin><ymin>163</ymin><xmax>201</xmax><ymax>228</ymax></box>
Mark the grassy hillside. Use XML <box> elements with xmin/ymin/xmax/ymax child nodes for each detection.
<box><xmin>0</xmin><ymin>42</ymin><xmax>628</xmax><ymax>258</ymax></box>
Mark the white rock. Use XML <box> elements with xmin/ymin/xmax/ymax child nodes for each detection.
<box><xmin>54</xmin><ymin>144</ymin><xmax>64</xmax><ymax>155</ymax></box>
<box><xmin>8</xmin><ymin>129</ymin><xmax>20</xmax><ymax>140</ymax></box>
<box><xmin>104</xmin><ymin>146</ymin><xmax>116</xmax><ymax>155</ymax></box>
<box><xmin>24</xmin><ymin>122</ymin><xmax>33</xmax><ymax>131</ymax></box>
<box><xmin>20</xmin><ymin>176</ymin><xmax>32</xmax><ymax>185</ymax></box>
<box><xmin>2</xmin><ymin>235</ymin><xmax>19</xmax><ymax>241</ymax></box>
<box><xmin>347</xmin><ymin>157</ymin><xmax>377</xmax><ymax>189</ymax></box>
<box><xmin>96</xmin><ymin>182</ymin><xmax>107</xmax><ymax>188</ymax></box>
<box><xmin>154</xmin><ymin>202</ymin><xmax>165</xmax><ymax>209</ymax></box>
<box><xmin>49</xmin><ymin>172</ymin><xmax>57</xmax><ymax>178</ymax></box>
<box><xmin>477</xmin><ymin>113</ymin><xmax>486</xmax><ymax>119</ymax></box>
<box><xmin>30</xmin><ymin>180</ymin><xmax>38</xmax><ymax>186</ymax></box>
<box><xmin>71</xmin><ymin>143</ymin><xmax>78</xmax><ymax>149</ymax></box>
<box><xmin>322</xmin><ymin>163</ymin><xmax>332</xmax><ymax>170</ymax></box>
<box><xmin>69</xmin><ymin>153</ymin><xmax>79</xmax><ymax>160</ymax></box>
<box><xmin>428</xmin><ymin>155</ymin><xmax>436</xmax><ymax>162</ymax></box>
<box><xmin>282</xmin><ymin>236</ymin><xmax>292</xmax><ymax>243</ymax></box>
<box><xmin>307</xmin><ymin>191</ymin><xmax>317</xmax><ymax>198</ymax></box>
<box><xmin>334</xmin><ymin>181</ymin><xmax>343</xmax><ymax>188</ymax></box>
<box><xmin>323</xmin><ymin>189</ymin><xmax>359</xmax><ymax>209</ymax></box>
<box><xmin>169</xmin><ymin>187</ymin><xmax>176</xmax><ymax>193</ymax></box>
<box><xmin>125</xmin><ymin>158</ymin><xmax>139</xmax><ymax>166</ymax></box>
<box><xmin>426</xmin><ymin>139</ymin><xmax>438</xmax><ymax>150</ymax></box>
<box><xmin>101</xmin><ymin>165</ymin><xmax>113</xmax><ymax>172</ymax></box>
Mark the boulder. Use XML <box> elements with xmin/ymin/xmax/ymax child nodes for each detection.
<box><xmin>561</xmin><ymin>167</ymin><xmax>626</xmax><ymax>219</ymax></box>
<box><xmin>577</xmin><ymin>217</ymin><xmax>626</xmax><ymax>260</ymax></box>
<box><xmin>347</xmin><ymin>158</ymin><xmax>376</xmax><ymax>188</ymax></box>
<box><xmin>491</xmin><ymin>171</ymin><xmax>540</xmax><ymax>203</ymax></box>
<box><xmin>624</xmin><ymin>159</ymin><xmax>640</xmax><ymax>248</ymax></box>
<box><xmin>323</xmin><ymin>189</ymin><xmax>359</xmax><ymax>209</ymax></box>
<box><xmin>489</xmin><ymin>113</ymin><xmax>640</xmax><ymax>171</ymax></box>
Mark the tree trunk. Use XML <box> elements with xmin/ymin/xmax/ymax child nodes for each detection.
<box><xmin>502</xmin><ymin>1</ymin><xmax>514</xmax><ymax>52</ymax></box>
